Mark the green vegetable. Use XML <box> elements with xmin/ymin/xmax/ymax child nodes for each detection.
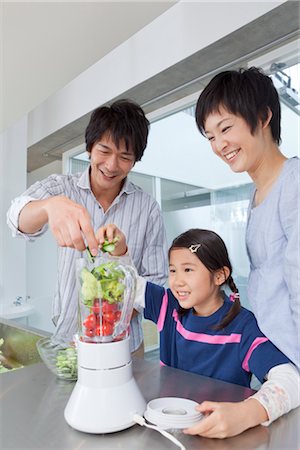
<box><xmin>101</xmin><ymin>236</ymin><xmax>119</xmax><ymax>253</ymax></box>
<box><xmin>0</xmin><ymin>339</ymin><xmax>8</xmax><ymax>373</ymax></box>
<box><xmin>86</xmin><ymin>246</ymin><xmax>95</xmax><ymax>263</ymax></box>
<box><xmin>80</xmin><ymin>267</ymin><xmax>102</xmax><ymax>307</ymax></box>
<box><xmin>56</xmin><ymin>347</ymin><xmax>77</xmax><ymax>379</ymax></box>
<box><xmin>100</xmin><ymin>279</ymin><xmax>125</xmax><ymax>303</ymax></box>
<box><xmin>80</xmin><ymin>261</ymin><xmax>125</xmax><ymax>306</ymax></box>
<box><xmin>0</xmin><ymin>338</ymin><xmax>24</xmax><ymax>373</ymax></box>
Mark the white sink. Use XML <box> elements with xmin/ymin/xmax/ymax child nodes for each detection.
<box><xmin>0</xmin><ymin>304</ymin><xmax>35</xmax><ymax>320</ymax></box>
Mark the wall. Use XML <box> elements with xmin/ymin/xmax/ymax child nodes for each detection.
<box><xmin>0</xmin><ymin>117</ymin><xmax>27</xmax><ymax>308</ymax></box>
<box><xmin>27</xmin><ymin>1</ymin><xmax>285</xmax><ymax>147</ymax></box>
<box><xmin>25</xmin><ymin>160</ymin><xmax>62</xmax><ymax>332</ymax></box>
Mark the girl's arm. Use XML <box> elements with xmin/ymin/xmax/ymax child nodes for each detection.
<box><xmin>184</xmin><ymin>363</ymin><xmax>300</xmax><ymax>438</ymax></box>
<box><xmin>248</xmin><ymin>362</ymin><xmax>299</xmax><ymax>425</ymax></box>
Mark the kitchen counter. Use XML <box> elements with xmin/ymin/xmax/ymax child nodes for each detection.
<box><xmin>1</xmin><ymin>357</ymin><xmax>299</xmax><ymax>450</ymax></box>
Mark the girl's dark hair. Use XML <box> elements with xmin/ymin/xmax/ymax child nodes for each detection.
<box><xmin>195</xmin><ymin>67</ymin><xmax>281</xmax><ymax>144</ymax></box>
<box><xmin>169</xmin><ymin>229</ymin><xmax>241</xmax><ymax>330</ymax></box>
<box><xmin>85</xmin><ymin>99</ymin><xmax>150</xmax><ymax>161</ymax></box>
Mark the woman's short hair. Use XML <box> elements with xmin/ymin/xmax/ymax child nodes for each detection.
<box><xmin>195</xmin><ymin>67</ymin><xmax>281</xmax><ymax>144</ymax></box>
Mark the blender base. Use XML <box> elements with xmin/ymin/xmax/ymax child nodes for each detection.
<box><xmin>64</xmin><ymin>338</ymin><xmax>146</xmax><ymax>433</ymax></box>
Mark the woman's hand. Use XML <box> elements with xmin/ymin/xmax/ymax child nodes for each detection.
<box><xmin>183</xmin><ymin>399</ymin><xmax>268</xmax><ymax>439</ymax></box>
<box><xmin>96</xmin><ymin>224</ymin><xmax>127</xmax><ymax>257</ymax></box>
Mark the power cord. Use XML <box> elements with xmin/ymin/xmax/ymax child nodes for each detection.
<box><xmin>133</xmin><ymin>414</ymin><xmax>186</xmax><ymax>450</ymax></box>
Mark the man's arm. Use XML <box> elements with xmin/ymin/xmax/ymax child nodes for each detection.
<box><xmin>18</xmin><ymin>196</ymin><xmax>99</xmax><ymax>254</ymax></box>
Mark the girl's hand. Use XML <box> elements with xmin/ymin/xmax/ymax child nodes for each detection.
<box><xmin>183</xmin><ymin>399</ymin><xmax>268</xmax><ymax>439</ymax></box>
<box><xmin>96</xmin><ymin>224</ymin><xmax>127</xmax><ymax>257</ymax></box>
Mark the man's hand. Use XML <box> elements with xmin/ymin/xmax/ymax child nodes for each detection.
<box><xmin>96</xmin><ymin>224</ymin><xmax>127</xmax><ymax>256</ymax></box>
<box><xmin>19</xmin><ymin>196</ymin><xmax>98</xmax><ymax>254</ymax></box>
<box><xmin>44</xmin><ymin>196</ymin><xmax>99</xmax><ymax>253</ymax></box>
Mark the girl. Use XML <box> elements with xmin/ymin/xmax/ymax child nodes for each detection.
<box><xmin>195</xmin><ymin>67</ymin><xmax>299</xmax><ymax>370</ymax></box>
<box><xmin>98</xmin><ymin>225</ymin><xmax>300</xmax><ymax>439</ymax></box>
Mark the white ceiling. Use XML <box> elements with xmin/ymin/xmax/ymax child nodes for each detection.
<box><xmin>1</xmin><ymin>1</ymin><xmax>176</xmax><ymax>133</ymax></box>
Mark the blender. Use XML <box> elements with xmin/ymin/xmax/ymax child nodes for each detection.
<box><xmin>64</xmin><ymin>254</ymin><xmax>146</xmax><ymax>433</ymax></box>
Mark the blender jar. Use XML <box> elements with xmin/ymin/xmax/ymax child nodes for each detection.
<box><xmin>76</xmin><ymin>254</ymin><xmax>137</xmax><ymax>344</ymax></box>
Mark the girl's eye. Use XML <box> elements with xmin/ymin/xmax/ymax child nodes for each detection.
<box><xmin>169</xmin><ymin>268</ymin><xmax>176</xmax><ymax>274</ymax></box>
<box><xmin>184</xmin><ymin>268</ymin><xmax>193</xmax><ymax>273</ymax></box>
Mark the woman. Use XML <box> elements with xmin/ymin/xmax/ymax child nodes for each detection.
<box><xmin>195</xmin><ymin>67</ymin><xmax>299</xmax><ymax>370</ymax></box>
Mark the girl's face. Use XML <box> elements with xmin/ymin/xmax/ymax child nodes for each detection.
<box><xmin>204</xmin><ymin>106</ymin><xmax>266</xmax><ymax>176</ymax></box>
<box><xmin>169</xmin><ymin>248</ymin><xmax>224</xmax><ymax>316</ymax></box>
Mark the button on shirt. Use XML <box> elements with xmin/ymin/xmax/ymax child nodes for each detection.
<box><xmin>7</xmin><ymin>168</ymin><xmax>168</xmax><ymax>351</ymax></box>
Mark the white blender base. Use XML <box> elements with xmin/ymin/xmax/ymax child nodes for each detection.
<box><xmin>64</xmin><ymin>338</ymin><xmax>146</xmax><ymax>433</ymax></box>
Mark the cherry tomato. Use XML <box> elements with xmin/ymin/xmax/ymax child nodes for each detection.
<box><xmin>91</xmin><ymin>299</ymin><xmax>100</xmax><ymax>314</ymax></box>
<box><xmin>85</xmin><ymin>328</ymin><xmax>95</xmax><ymax>337</ymax></box>
<box><xmin>103</xmin><ymin>311</ymin><xmax>118</xmax><ymax>324</ymax></box>
<box><xmin>102</xmin><ymin>301</ymin><xmax>118</xmax><ymax>314</ymax></box>
<box><xmin>96</xmin><ymin>321</ymin><xmax>114</xmax><ymax>336</ymax></box>
<box><xmin>83</xmin><ymin>313</ymin><xmax>97</xmax><ymax>329</ymax></box>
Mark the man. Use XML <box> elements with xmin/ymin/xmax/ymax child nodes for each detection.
<box><xmin>7</xmin><ymin>99</ymin><xmax>168</xmax><ymax>354</ymax></box>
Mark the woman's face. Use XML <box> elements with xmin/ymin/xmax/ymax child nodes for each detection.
<box><xmin>204</xmin><ymin>106</ymin><xmax>266</xmax><ymax>176</ymax></box>
<box><xmin>168</xmin><ymin>248</ymin><xmax>223</xmax><ymax>316</ymax></box>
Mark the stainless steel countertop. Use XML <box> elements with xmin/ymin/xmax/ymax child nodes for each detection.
<box><xmin>1</xmin><ymin>358</ymin><xmax>299</xmax><ymax>449</ymax></box>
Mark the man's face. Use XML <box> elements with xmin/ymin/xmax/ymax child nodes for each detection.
<box><xmin>89</xmin><ymin>133</ymin><xmax>135</xmax><ymax>194</ymax></box>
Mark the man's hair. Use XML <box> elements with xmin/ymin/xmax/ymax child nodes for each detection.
<box><xmin>195</xmin><ymin>67</ymin><xmax>281</xmax><ymax>144</ymax></box>
<box><xmin>85</xmin><ymin>99</ymin><xmax>150</xmax><ymax>161</ymax></box>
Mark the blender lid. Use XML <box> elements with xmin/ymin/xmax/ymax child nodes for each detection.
<box><xmin>144</xmin><ymin>397</ymin><xmax>203</xmax><ymax>429</ymax></box>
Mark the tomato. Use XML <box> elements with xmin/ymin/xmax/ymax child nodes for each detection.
<box><xmin>96</xmin><ymin>321</ymin><xmax>114</xmax><ymax>336</ymax></box>
<box><xmin>85</xmin><ymin>328</ymin><xmax>95</xmax><ymax>337</ymax></box>
<box><xmin>91</xmin><ymin>299</ymin><xmax>100</xmax><ymax>314</ymax></box>
<box><xmin>103</xmin><ymin>311</ymin><xmax>118</xmax><ymax>324</ymax></box>
<box><xmin>83</xmin><ymin>313</ymin><xmax>97</xmax><ymax>329</ymax></box>
<box><xmin>102</xmin><ymin>301</ymin><xmax>118</xmax><ymax>314</ymax></box>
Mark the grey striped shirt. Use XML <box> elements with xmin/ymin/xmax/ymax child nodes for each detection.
<box><xmin>7</xmin><ymin>168</ymin><xmax>168</xmax><ymax>351</ymax></box>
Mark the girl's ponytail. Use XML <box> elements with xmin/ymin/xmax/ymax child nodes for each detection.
<box><xmin>215</xmin><ymin>275</ymin><xmax>241</xmax><ymax>330</ymax></box>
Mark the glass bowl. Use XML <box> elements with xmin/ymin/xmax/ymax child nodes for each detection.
<box><xmin>36</xmin><ymin>337</ymin><xmax>77</xmax><ymax>381</ymax></box>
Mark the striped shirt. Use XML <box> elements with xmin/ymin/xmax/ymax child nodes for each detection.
<box><xmin>144</xmin><ymin>282</ymin><xmax>290</xmax><ymax>387</ymax></box>
<box><xmin>7</xmin><ymin>168</ymin><xmax>168</xmax><ymax>351</ymax></box>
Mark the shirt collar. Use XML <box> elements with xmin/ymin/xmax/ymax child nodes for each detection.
<box><xmin>77</xmin><ymin>166</ymin><xmax>91</xmax><ymax>190</ymax></box>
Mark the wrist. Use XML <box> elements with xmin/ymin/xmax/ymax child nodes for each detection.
<box><xmin>111</xmin><ymin>245</ymin><xmax>128</xmax><ymax>257</ymax></box>
<box><xmin>243</xmin><ymin>398</ymin><xmax>269</xmax><ymax>427</ymax></box>
<box><xmin>120</xmin><ymin>246</ymin><xmax>128</xmax><ymax>256</ymax></box>
<box><xmin>40</xmin><ymin>197</ymin><xmax>54</xmax><ymax>220</ymax></box>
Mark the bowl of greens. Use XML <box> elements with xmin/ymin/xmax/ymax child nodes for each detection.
<box><xmin>36</xmin><ymin>337</ymin><xmax>77</xmax><ymax>381</ymax></box>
